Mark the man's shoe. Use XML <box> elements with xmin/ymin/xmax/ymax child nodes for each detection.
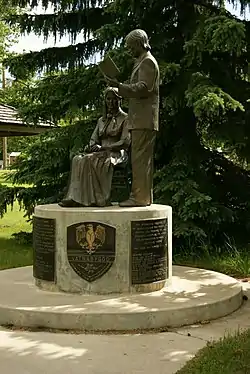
<box><xmin>119</xmin><ymin>198</ymin><xmax>149</xmax><ymax>207</ymax></box>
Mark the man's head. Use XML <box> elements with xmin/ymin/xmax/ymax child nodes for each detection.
<box><xmin>125</xmin><ymin>29</ymin><xmax>151</xmax><ymax>58</ymax></box>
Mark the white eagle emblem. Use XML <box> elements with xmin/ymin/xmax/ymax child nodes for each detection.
<box><xmin>76</xmin><ymin>224</ymin><xmax>106</xmax><ymax>254</ymax></box>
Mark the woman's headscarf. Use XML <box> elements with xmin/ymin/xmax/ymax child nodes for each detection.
<box><xmin>102</xmin><ymin>86</ymin><xmax>122</xmax><ymax>120</ymax></box>
<box><xmin>104</xmin><ymin>87</ymin><xmax>122</xmax><ymax>99</ymax></box>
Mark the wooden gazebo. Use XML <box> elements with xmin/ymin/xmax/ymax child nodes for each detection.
<box><xmin>0</xmin><ymin>104</ymin><xmax>57</xmax><ymax>168</ymax></box>
<box><xmin>0</xmin><ymin>104</ymin><xmax>56</xmax><ymax>137</ymax></box>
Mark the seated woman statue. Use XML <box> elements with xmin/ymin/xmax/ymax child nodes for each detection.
<box><xmin>59</xmin><ymin>87</ymin><xmax>130</xmax><ymax>207</ymax></box>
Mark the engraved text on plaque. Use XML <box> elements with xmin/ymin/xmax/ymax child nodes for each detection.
<box><xmin>131</xmin><ymin>218</ymin><xmax>167</xmax><ymax>284</ymax></box>
<box><xmin>33</xmin><ymin>216</ymin><xmax>56</xmax><ymax>281</ymax></box>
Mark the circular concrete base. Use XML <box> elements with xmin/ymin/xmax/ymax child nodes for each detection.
<box><xmin>0</xmin><ymin>266</ymin><xmax>242</xmax><ymax>332</ymax></box>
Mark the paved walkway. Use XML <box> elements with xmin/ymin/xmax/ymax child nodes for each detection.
<box><xmin>0</xmin><ymin>283</ymin><xmax>249</xmax><ymax>374</ymax></box>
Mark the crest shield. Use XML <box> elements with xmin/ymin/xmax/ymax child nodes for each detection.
<box><xmin>67</xmin><ymin>222</ymin><xmax>116</xmax><ymax>282</ymax></box>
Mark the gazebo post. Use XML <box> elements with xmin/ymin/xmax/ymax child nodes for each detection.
<box><xmin>1</xmin><ymin>65</ymin><xmax>8</xmax><ymax>169</ymax></box>
<box><xmin>2</xmin><ymin>137</ymin><xmax>7</xmax><ymax>169</ymax></box>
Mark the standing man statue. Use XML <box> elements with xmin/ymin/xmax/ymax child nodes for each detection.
<box><xmin>106</xmin><ymin>29</ymin><xmax>160</xmax><ymax>207</ymax></box>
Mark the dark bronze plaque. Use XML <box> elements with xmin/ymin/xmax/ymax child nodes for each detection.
<box><xmin>67</xmin><ymin>222</ymin><xmax>116</xmax><ymax>282</ymax></box>
<box><xmin>33</xmin><ymin>217</ymin><xmax>56</xmax><ymax>281</ymax></box>
<box><xmin>131</xmin><ymin>218</ymin><xmax>167</xmax><ymax>285</ymax></box>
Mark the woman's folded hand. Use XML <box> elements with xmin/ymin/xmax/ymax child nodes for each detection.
<box><xmin>90</xmin><ymin>144</ymin><xmax>102</xmax><ymax>152</ymax></box>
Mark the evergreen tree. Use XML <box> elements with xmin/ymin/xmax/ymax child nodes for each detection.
<box><xmin>3</xmin><ymin>0</ymin><xmax>250</xmax><ymax>250</ymax></box>
<box><xmin>0</xmin><ymin>0</ymin><xmax>19</xmax><ymax>65</ymax></box>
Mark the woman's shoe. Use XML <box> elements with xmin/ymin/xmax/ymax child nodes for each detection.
<box><xmin>58</xmin><ymin>199</ymin><xmax>83</xmax><ymax>207</ymax></box>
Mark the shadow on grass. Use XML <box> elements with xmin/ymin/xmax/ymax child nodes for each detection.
<box><xmin>174</xmin><ymin>250</ymin><xmax>250</xmax><ymax>279</ymax></box>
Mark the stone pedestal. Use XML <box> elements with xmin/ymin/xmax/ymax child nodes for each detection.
<box><xmin>33</xmin><ymin>204</ymin><xmax>172</xmax><ymax>294</ymax></box>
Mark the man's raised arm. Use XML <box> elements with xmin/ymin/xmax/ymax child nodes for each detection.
<box><xmin>118</xmin><ymin>59</ymin><xmax>157</xmax><ymax>99</ymax></box>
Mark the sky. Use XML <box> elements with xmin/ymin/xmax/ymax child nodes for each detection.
<box><xmin>9</xmin><ymin>2</ymin><xmax>250</xmax><ymax>54</ymax></box>
<box><xmin>10</xmin><ymin>4</ymin><xmax>85</xmax><ymax>53</ymax></box>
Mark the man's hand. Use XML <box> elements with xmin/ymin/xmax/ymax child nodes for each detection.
<box><xmin>104</xmin><ymin>75</ymin><xmax>120</xmax><ymax>88</ymax></box>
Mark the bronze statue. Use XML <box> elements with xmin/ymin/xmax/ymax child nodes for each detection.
<box><xmin>59</xmin><ymin>87</ymin><xmax>130</xmax><ymax>208</ymax></box>
<box><xmin>106</xmin><ymin>29</ymin><xmax>160</xmax><ymax>207</ymax></box>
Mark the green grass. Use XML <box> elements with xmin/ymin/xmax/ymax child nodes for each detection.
<box><xmin>0</xmin><ymin>170</ymin><xmax>33</xmax><ymax>269</ymax></box>
<box><xmin>0</xmin><ymin>169</ymin><xmax>31</xmax><ymax>187</ymax></box>
<box><xmin>174</xmin><ymin>253</ymin><xmax>250</xmax><ymax>278</ymax></box>
<box><xmin>0</xmin><ymin>202</ymin><xmax>32</xmax><ymax>269</ymax></box>
<box><xmin>174</xmin><ymin>244</ymin><xmax>250</xmax><ymax>279</ymax></box>
<box><xmin>0</xmin><ymin>169</ymin><xmax>14</xmax><ymax>187</ymax></box>
<box><xmin>177</xmin><ymin>329</ymin><xmax>250</xmax><ymax>374</ymax></box>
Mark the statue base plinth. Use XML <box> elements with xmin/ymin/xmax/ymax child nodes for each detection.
<box><xmin>33</xmin><ymin>203</ymin><xmax>172</xmax><ymax>295</ymax></box>
<box><xmin>0</xmin><ymin>266</ymin><xmax>242</xmax><ymax>331</ymax></box>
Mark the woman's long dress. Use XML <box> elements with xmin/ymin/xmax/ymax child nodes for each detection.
<box><xmin>65</xmin><ymin>111</ymin><xmax>129</xmax><ymax>207</ymax></box>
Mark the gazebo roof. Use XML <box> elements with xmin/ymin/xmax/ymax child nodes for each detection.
<box><xmin>0</xmin><ymin>104</ymin><xmax>57</xmax><ymax>137</ymax></box>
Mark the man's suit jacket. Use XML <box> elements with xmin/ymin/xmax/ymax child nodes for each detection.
<box><xmin>118</xmin><ymin>51</ymin><xmax>160</xmax><ymax>131</ymax></box>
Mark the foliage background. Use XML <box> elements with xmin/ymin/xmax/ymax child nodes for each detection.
<box><xmin>1</xmin><ymin>0</ymin><xmax>250</xmax><ymax>252</ymax></box>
